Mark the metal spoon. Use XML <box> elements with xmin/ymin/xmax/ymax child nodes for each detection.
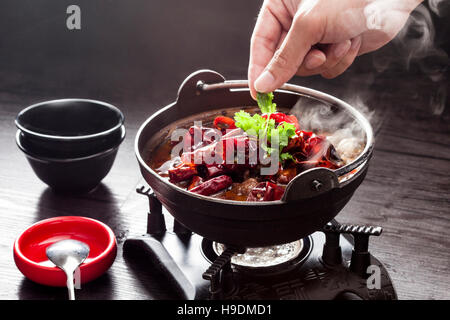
<box><xmin>46</xmin><ymin>239</ymin><xmax>90</xmax><ymax>300</ymax></box>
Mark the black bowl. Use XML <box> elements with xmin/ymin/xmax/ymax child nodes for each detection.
<box><xmin>15</xmin><ymin>99</ymin><xmax>125</xmax><ymax>156</ymax></box>
<box><xmin>19</xmin><ymin>126</ymin><xmax>126</xmax><ymax>159</ymax></box>
<box><xmin>16</xmin><ymin>128</ymin><xmax>125</xmax><ymax>193</ymax></box>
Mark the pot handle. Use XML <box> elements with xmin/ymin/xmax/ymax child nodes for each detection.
<box><xmin>176</xmin><ymin>69</ymin><xmax>226</xmax><ymax>101</ymax></box>
<box><xmin>282</xmin><ymin>167</ymin><xmax>339</xmax><ymax>202</ymax></box>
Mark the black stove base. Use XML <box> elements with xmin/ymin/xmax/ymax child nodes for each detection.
<box><xmin>123</xmin><ymin>214</ymin><xmax>397</xmax><ymax>300</ymax></box>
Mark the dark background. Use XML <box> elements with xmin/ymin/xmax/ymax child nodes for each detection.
<box><xmin>0</xmin><ymin>1</ymin><xmax>449</xmax><ymax>300</ymax></box>
<box><xmin>0</xmin><ymin>0</ymin><xmax>263</xmax><ymax>109</ymax></box>
<box><xmin>0</xmin><ymin>0</ymin><xmax>448</xmax><ymax>113</ymax></box>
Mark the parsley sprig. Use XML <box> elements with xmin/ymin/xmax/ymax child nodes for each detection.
<box><xmin>233</xmin><ymin>92</ymin><xmax>296</xmax><ymax>162</ymax></box>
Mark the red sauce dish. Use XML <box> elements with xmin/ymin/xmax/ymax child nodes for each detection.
<box><xmin>13</xmin><ymin>216</ymin><xmax>117</xmax><ymax>287</ymax></box>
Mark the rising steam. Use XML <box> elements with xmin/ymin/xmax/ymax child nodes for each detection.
<box><xmin>290</xmin><ymin>96</ymin><xmax>373</xmax><ymax>165</ymax></box>
<box><xmin>369</xmin><ymin>0</ymin><xmax>448</xmax><ymax>115</ymax></box>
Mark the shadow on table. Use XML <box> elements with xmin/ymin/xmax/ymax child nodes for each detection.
<box><xmin>34</xmin><ymin>183</ymin><xmax>125</xmax><ymax>240</ymax></box>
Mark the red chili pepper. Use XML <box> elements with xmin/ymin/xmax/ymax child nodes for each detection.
<box><xmin>299</xmin><ymin>130</ymin><xmax>314</xmax><ymax>141</ymax></box>
<box><xmin>205</xmin><ymin>164</ymin><xmax>226</xmax><ymax>178</ymax></box>
<box><xmin>168</xmin><ymin>164</ymin><xmax>198</xmax><ymax>183</ymax></box>
<box><xmin>213</xmin><ymin>116</ymin><xmax>236</xmax><ymax>131</ymax></box>
<box><xmin>262</xmin><ymin>112</ymin><xmax>286</xmax><ymax>123</ymax></box>
<box><xmin>190</xmin><ymin>175</ymin><xmax>233</xmax><ymax>196</ymax></box>
<box><xmin>262</xmin><ymin>113</ymin><xmax>300</xmax><ymax>130</ymax></box>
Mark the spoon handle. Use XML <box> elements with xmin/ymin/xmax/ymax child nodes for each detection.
<box><xmin>65</xmin><ymin>270</ymin><xmax>75</xmax><ymax>300</ymax></box>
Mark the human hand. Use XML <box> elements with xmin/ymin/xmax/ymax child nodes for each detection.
<box><xmin>248</xmin><ymin>0</ymin><xmax>423</xmax><ymax>98</ymax></box>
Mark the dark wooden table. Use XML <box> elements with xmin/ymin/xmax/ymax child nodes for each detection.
<box><xmin>0</xmin><ymin>0</ymin><xmax>448</xmax><ymax>300</ymax></box>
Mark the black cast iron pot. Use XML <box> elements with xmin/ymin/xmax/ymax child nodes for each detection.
<box><xmin>135</xmin><ymin>70</ymin><xmax>374</xmax><ymax>247</ymax></box>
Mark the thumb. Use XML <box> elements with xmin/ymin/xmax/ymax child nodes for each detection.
<box><xmin>254</xmin><ymin>12</ymin><xmax>324</xmax><ymax>93</ymax></box>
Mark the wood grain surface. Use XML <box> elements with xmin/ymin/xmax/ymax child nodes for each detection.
<box><xmin>0</xmin><ymin>0</ymin><xmax>448</xmax><ymax>300</ymax></box>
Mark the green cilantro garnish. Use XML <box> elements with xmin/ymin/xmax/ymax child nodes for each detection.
<box><xmin>280</xmin><ymin>152</ymin><xmax>295</xmax><ymax>161</ymax></box>
<box><xmin>275</xmin><ymin>122</ymin><xmax>296</xmax><ymax>151</ymax></box>
<box><xmin>233</xmin><ymin>111</ymin><xmax>268</xmax><ymax>135</ymax></box>
<box><xmin>233</xmin><ymin>92</ymin><xmax>296</xmax><ymax>162</ymax></box>
<box><xmin>256</xmin><ymin>92</ymin><xmax>277</xmax><ymax>114</ymax></box>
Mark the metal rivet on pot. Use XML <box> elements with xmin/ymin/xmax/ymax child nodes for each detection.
<box><xmin>196</xmin><ymin>80</ymin><xmax>204</xmax><ymax>95</ymax></box>
<box><xmin>312</xmin><ymin>180</ymin><xmax>322</xmax><ymax>191</ymax></box>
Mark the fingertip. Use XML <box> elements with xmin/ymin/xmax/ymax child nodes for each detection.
<box><xmin>248</xmin><ymin>64</ymin><xmax>262</xmax><ymax>100</ymax></box>
<box><xmin>254</xmin><ymin>70</ymin><xmax>275</xmax><ymax>93</ymax></box>
<box><xmin>250</xmin><ymin>87</ymin><xmax>257</xmax><ymax>100</ymax></box>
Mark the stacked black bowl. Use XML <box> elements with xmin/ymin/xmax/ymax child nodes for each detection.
<box><xmin>15</xmin><ymin>99</ymin><xmax>126</xmax><ymax>193</ymax></box>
